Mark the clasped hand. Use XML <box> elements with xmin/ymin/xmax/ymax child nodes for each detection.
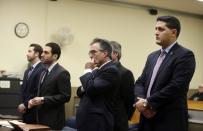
<box><xmin>85</xmin><ymin>62</ymin><xmax>95</xmax><ymax>69</ymax></box>
<box><xmin>28</xmin><ymin>97</ymin><xmax>44</xmax><ymax>109</ymax></box>
<box><xmin>134</xmin><ymin>97</ymin><xmax>156</xmax><ymax>119</ymax></box>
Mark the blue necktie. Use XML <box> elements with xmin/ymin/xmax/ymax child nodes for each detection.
<box><xmin>27</xmin><ymin>66</ymin><xmax>33</xmax><ymax>80</ymax></box>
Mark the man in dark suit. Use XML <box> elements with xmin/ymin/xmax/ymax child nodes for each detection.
<box><xmin>134</xmin><ymin>16</ymin><xmax>196</xmax><ymax>131</ymax></box>
<box><xmin>189</xmin><ymin>84</ymin><xmax>203</xmax><ymax>101</ymax></box>
<box><xmin>28</xmin><ymin>42</ymin><xmax>71</xmax><ymax>130</ymax></box>
<box><xmin>76</xmin><ymin>38</ymin><xmax>120</xmax><ymax>131</ymax></box>
<box><xmin>18</xmin><ymin>43</ymin><xmax>45</xmax><ymax>124</ymax></box>
<box><xmin>110</xmin><ymin>41</ymin><xmax>135</xmax><ymax>131</ymax></box>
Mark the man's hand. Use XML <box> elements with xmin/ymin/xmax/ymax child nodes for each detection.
<box><xmin>142</xmin><ymin>108</ymin><xmax>156</xmax><ymax>119</ymax></box>
<box><xmin>18</xmin><ymin>103</ymin><xmax>26</xmax><ymax>113</ymax></box>
<box><xmin>135</xmin><ymin>97</ymin><xmax>156</xmax><ymax>119</ymax></box>
<box><xmin>28</xmin><ymin>97</ymin><xmax>44</xmax><ymax>109</ymax></box>
<box><xmin>135</xmin><ymin>97</ymin><xmax>146</xmax><ymax>112</ymax></box>
<box><xmin>85</xmin><ymin>62</ymin><xmax>95</xmax><ymax>69</ymax></box>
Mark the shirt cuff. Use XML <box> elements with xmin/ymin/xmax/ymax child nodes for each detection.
<box><xmin>80</xmin><ymin>86</ymin><xmax>85</xmax><ymax>92</ymax></box>
<box><xmin>84</xmin><ymin>69</ymin><xmax>92</xmax><ymax>74</ymax></box>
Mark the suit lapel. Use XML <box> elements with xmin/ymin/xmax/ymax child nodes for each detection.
<box><xmin>40</xmin><ymin>63</ymin><xmax>59</xmax><ymax>93</ymax></box>
<box><xmin>155</xmin><ymin>43</ymin><xmax>179</xmax><ymax>79</ymax></box>
<box><xmin>96</xmin><ymin>61</ymin><xmax>113</xmax><ymax>76</ymax></box>
<box><xmin>25</xmin><ymin>69</ymin><xmax>29</xmax><ymax>80</ymax></box>
<box><xmin>27</xmin><ymin>62</ymin><xmax>43</xmax><ymax>81</ymax></box>
<box><xmin>22</xmin><ymin>69</ymin><xmax>29</xmax><ymax>92</ymax></box>
<box><xmin>151</xmin><ymin>51</ymin><xmax>160</xmax><ymax>69</ymax></box>
<box><xmin>46</xmin><ymin>63</ymin><xmax>59</xmax><ymax>81</ymax></box>
<box><xmin>37</xmin><ymin>70</ymin><xmax>46</xmax><ymax>96</ymax></box>
<box><xmin>147</xmin><ymin>51</ymin><xmax>160</xmax><ymax>87</ymax></box>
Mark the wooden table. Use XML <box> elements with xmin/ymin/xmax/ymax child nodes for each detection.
<box><xmin>187</xmin><ymin>100</ymin><xmax>203</xmax><ymax>131</ymax></box>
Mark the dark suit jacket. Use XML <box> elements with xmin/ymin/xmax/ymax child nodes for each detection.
<box><xmin>134</xmin><ymin>43</ymin><xmax>196</xmax><ymax>131</ymax></box>
<box><xmin>21</xmin><ymin>62</ymin><xmax>45</xmax><ymax>123</ymax></box>
<box><xmin>113</xmin><ymin>62</ymin><xmax>135</xmax><ymax>131</ymax></box>
<box><xmin>37</xmin><ymin>63</ymin><xmax>71</xmax><ymax>130</ymax></box>
<box><xmin>76</xmin><ymin>61</ymin><xmax>120</xmax><ymax>131</ymax></box>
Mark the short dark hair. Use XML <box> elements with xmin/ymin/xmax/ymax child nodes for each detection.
<box><xmin>157</xmin><ymin>16</ymin><xmax>181</xmax><ymax>37</ymax></box>
<box><xmin>29</xmin><ymin>43</ymin><xmax>43</xmax><ymax>59</ymax></box>
<box><xmin>90</xmin><ymin>38</ymin><xmax>112</xmax><ymax>59</ymax></box>
<box><xmin>45</xmin><ymin>42</ymin><xmax>61</xmax><ymax>59</ymax></box>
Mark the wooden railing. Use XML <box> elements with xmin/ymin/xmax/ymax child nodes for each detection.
<box><xmin>188</xmin><ymin>100</ymin><xmax>203</xmax><ymax>111</ymax></box>
<box><xmin>128</xmin><ymin>100</ymin><xmax>203</xmax><ymax>125</ymax></box>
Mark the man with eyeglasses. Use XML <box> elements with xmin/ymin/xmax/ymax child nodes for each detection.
<box><xmin>76</xmin><ymin>38</ymin><xmax>120</xmax><ymax>131</ymax></box>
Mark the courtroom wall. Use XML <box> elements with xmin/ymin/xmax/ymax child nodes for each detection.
<box><xmin>0</xmin><ymin>0</ymin><xmax>202</xmax><ymax>89</ymax></box>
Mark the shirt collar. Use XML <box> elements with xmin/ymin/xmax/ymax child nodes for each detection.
<box><xmin>98</xmin><ymin>60</ymin><xmax>111</xmax><ymax>70</ymax></box>
<box><xmin>47</xmin><ymin>62</ymin><xmax>58</xmax><ymax>72</ymax></box>
<box><xmin>161</xmin><ymin>41</ymin><xmax>176</xmax><ymax>53</ymax></box>
<box><xmin>32</xmin><ymin>60</ymin><xmax>41</xmax><ymax>69</ymax></box>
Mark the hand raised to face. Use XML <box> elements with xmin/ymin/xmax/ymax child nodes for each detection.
<box><xmin>85</xmin><ymin>62</ymin><xmax>96</xmax><ymax>70</ymax></box>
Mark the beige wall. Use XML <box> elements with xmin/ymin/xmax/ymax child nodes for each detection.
<box><xmin>0</xmin><ymin>0</ymin><xmax>203</xmax><ymax>117</ymax></box>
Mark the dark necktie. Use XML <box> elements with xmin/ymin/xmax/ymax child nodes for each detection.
<box><xmin>41</xmin><ymin>69</ymin><xmax>49</xmax><ymax>84</ymax></box>
<box><xmin>37</xmin><ymin>70</ymin><xmax>48</xmax><ymax>96</ymax></box>
<box><xmin>147</xmin><ymin>50</ymin><xmax>167</xmax><ymax>97</ymax></box>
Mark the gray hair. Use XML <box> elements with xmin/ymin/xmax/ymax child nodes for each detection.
<box><xmin>110</xmin><ymin>41</ymin><xmax>122</xmax><ymax>60</ymax></box>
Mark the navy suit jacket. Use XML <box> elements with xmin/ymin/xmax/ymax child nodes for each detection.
<box><xmin>21</xmin><ymin>62</ymin><xmax>45</xmax><ymax>123</ymax></box>
<box><xmin>37</xmin><ymin>63</ymin><xmax>71</xmax><ymax>130</ymax></box>
<box><xmin>135</xmin><ymin>43</ymin><xmax>196</xmax><ymax>131</ymax></box>
<box><xmin>76</xmin><ymin>61</ymin><xmax>120</xmax><ymax>131</ymax></box>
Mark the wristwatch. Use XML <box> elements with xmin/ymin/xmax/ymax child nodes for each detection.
<box><xmin>143</xmin><ymin>99</ymin><xmax>148</xmax><ymax>108</ymax></box>
<box><xmin>41</xmin><ymin>97</ymin><xmax>45</xmax><ymax>103</ymax></box>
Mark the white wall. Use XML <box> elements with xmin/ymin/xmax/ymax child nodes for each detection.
<box><xmin>0</xmin><ymin>0</ymin><xmax>47</xmax><ymax>76</ymax></box>
<box><xmin>0</xmin><ymin>0</ymin><xmax>202</xmax><ymax>88</ymax></box>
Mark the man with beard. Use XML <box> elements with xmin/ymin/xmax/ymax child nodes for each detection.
<box><xmin>28</xmin><ymin>42</ymin><xmax>71</xmax><ymax>130</ymax></box>
<box><xmin>18</xmin><ymin>43</ymin><xmax>45</xmax><ymax>124</ymax></box>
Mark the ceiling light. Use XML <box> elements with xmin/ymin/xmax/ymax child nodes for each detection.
<box><xmin>197</xmin><ymin>0</ymin><xmax>203</xmax><ymax>2</ymax></box>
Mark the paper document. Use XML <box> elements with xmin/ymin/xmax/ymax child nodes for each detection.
<box><xmin>0</xmin><ymin>80</ymin><xmax>10</xmax><ymax>88</ymax></box>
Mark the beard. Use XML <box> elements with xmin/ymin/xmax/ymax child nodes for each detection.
<box><xmin>27</xmin><ymin>56</ymin><xmax>34</xmax><ymax>62</ymax></box>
